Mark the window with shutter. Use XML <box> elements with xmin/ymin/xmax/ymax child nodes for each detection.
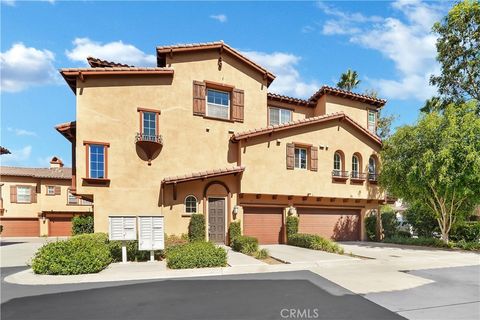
<box><xmin>47</xmin><ymin>186</ymin><xmax>55</xmax><ymax>195</ymax></box>
<box><xmin>55</xmin><ymin>186</ymin><xmax>61</xmax><ymax>195</ymax></box>
<box><xmin>286</xmin><ymin>143</ymin><xmax>295</xmax><ymax>170</ymax></box>
<box><xmin>30</xmin><ymin>187</ymin><xmax>37</xmax><ymax>203</ymax></box>
<box><xmin>232</xmin><ymin>89</ymin><xmax>244</xmax><ymax>122</ymax></box>
<box><xmin>16</xmin><ymin>186</ymin><xmax>31</xmax><ymax>203</ymax></box>
<box><xmin>193</xmin><ymin>81</ymin><xmax>206</xmax><ymax>116</ymax></box>
<box><xmin>10</xmin><ymin>185</ymin><xmax>17</xmax><ymax>203</ymax></box>
<box><xmin>310</xmin><ymin>146</ymin><xmax>318</xmax><ymax>171</ymax></box>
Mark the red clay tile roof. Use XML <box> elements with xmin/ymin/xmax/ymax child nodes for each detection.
<box><xmin>309</xmin><ymin>86</ymin><xmax>386</xmax><ymax>107</ymax></box>
<box><xmin>156</xmin><ymin>41</ymin><xmax>275</xmax><ymax>86</ymax></box>
<box><xmin>0</xmin><ymin>146</ymin><xmax>10</xmax><ymax>155</ymax></box>
<box><xmin>267</xmin><ymin>93</ymin><xmax>313</xmax><ymax>106</ymax></box>
<box><xmin>55</xmin><ymin>121</ymin><xmax>76</xmax><ymax>142</ymax></box>
<box><xmin>231</xmin><ymin>112</ymin><xmax>382</xmax><ymax>145</ymax></box>
<box><xmin>162</xmin><ymin>166</ymin><xmax>245</xmax><ymax>184</ymax></box>
<box><xmin>1</xmin><ymin>166</ymin><xmax>72</xmax><ymax>179</ymax></box>
<box><xmin>87</xmin><ymin>56</ymin><xmax>133</xmax><ymax>68</ymax></box>
<box><xmin>60</xmin><ymin>67</ymin><xmax>174</xmax><ymax>93</ymax></box>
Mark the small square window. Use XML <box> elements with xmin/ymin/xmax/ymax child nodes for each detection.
<box><xmin>207</xmin><ymin>89</ymin><xmax>230</xmax><ymax>120</ymax></box>
<box><xmin>47</xmin><ymin>186</ymin><xmax>55</xmax><ymax>195</ymax></box>
<box><xmin>294</xmin><ymin>148</ymin><xmax>307</xmax><ymax>169</ymax></box>
<box><xmin>269</xmin><ymin>107</ymin><xmax>292</xmax><ymax>126</ymax></box>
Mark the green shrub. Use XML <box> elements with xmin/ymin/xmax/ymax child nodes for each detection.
<box><xmin>72</xmin><ymin>215</ymin><xmax>94</xmax><ymax>235</ymax></box>
<box><xmin>450</xmin><ymin>222</ymin><xmax>480</xmax><ymax>242</ymax></box>
<box><xmin>286</xmin><ymin>216</ymin><xmax>299</xmax><ymax>239</ymax></box>
<box><xmin>188</xmin><ymin>214</ymin><xmax>206</xmax><ymax>242</ymax></box>
<box><xmin>165</xmin><ymin>234</ymin><xmax>189</xmax><ymax>249</ymax></box>
<box><xmin>229</xmin><ymin>221</ymin><xmax>241</xmax><ymax>244</ymax></box>
<box><xmin>253</xmin><ymin>248</ymin><xmax>269</xmax><ymax>260</ymax></box>
<box><xmin>381</xmin><ymin>206</ymin><xmax>398</xmax><ymax>238</ymax></box>
<box><xmin>231</xmin><ymin>235</ymin><xmax>259</xmax><ymax>255</ymax></box>
<box><xmin>364</xmin><ymin>214</ymin><xmax>377</xmax><ymax>241</ymax></box>
<box><xmin>166</xmin><ymin>241</ymin><xmax>227</xmax><ymax>269</ymax></box>
<box><xmin>107</xmin><ymin>240</ymin><xmax>163</xmax><ymax>262</ymax></box>
<box><xmin>288</xmin><ymin>233</ymin><xmax>344</xmax><ymax>254</ymax></box>
<box><xmin>32</xmin><ymin>233</ymin><xmax>112</xmax><ymax>275</ymax></box>
<box><xmin>454</xmin><ymin>240</ymin><xmax>480</xmax><ymax>251</ymax></box>
<box><xmin>396</xmin><ymin>230</ymin><xmax>412</xmax><ymax>238</ymax></box>
<box><xmin>405</xmin><ymin>203</ymin><xmax>439</xmax><ymax>237</ymax></box>
<box><xmin>383</xmin><ymin>236</ymin><xmax>453</xmax><ymax>248</ymax></box>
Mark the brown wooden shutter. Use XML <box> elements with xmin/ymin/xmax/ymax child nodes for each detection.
<box><xmin>30</xmin><ymin>187</ymin><xmax>37</xmax><ymax>203</ymax></box>
<box><xmin>310</xmin><ymin>146</ymin><xmax>318</xmax><ymax>172</ymax></box>
<box><xmin>231</xmin><ymin>89</ymin><xmax>245</xmax><ymax>122</ymax></box>
<box><xmin>192</xmin><ymin>81</ymin><xmax>206</xmax><ymax>116</ymax></box>
<box><xmin>286</xmin><ymin>143</ymin><xmax>295</xmax><ymax>170</ymax></box>
<box><xmin>10</xmin><ymin>186</ymin><xmax>17</xmax><ymax>203</ymax></box>
<box><xmin>55</xmin><ymin>186</ymin><xmax>61</xmax><ymax>195</ymax></box>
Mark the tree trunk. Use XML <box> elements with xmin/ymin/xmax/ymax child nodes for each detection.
<box><xmin>375</xmin><ymin>208</ymin><xmax>383</xmax><ymax>241</ymax></box>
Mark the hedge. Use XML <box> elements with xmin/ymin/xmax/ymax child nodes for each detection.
<box><xmin>383</xmin><ymin>236</ymin><xmax>452</xmax><ymax>248</ymax></box>
<box><xmin>229</xmin><ymin>221</ymin><xmax>241</xmax><ymax>244</ymax></box>
<box><xmin>286</xmin><ymin>216</ymin><xmax>299</xmax><ymax>240</ymax></box>
<box><xmin>450</xmin><ymin>222</ymin><xmax>480</xmax><ymax>242</ymax></box>
<box><xmin>72</xmin><ymin>215</ymin><xmax>94</xmax><ymax>235</ymax></box>
<box><xmin>166</xmin><ymin>241</ymin><xmax>227</xmax><ymax>269</ymax></box>
<box><xmin>231</xmin><ymin>235</ymin><xmax>258</xmax><ymax>255</ymax></box>
<box><xmin>188</xmin><ymin>214</ymin><xmax>206</xmax><ymax>242</ymax></box>
<box><xmin>364</xmin><ymin>214</ymin><xmax>376</xmax><ymax>241</ymax></box>
<box><xmin>108</xmin><ymin>240</ymin><xmax>163</xmax><ymax>262</ymax></box>
<box><xmin>287</xmin><ymin>233</ymin><xmax>344</xmax><ymax>254</ymax></box>
<box><xmin>32</xmin><ymin>233</ymin><xmax>112</xmax><ymax>275</ymax></box>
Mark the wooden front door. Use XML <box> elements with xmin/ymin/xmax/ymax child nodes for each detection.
<box><xmin>208</xmin><ymin>198</ymin><xmax>225</xmax><ymax>243</ymax></box>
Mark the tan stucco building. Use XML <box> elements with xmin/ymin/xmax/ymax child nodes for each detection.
<box><xmin>56</xmin><ymin>41</ymin><xmax>387</xmax><ymax>244</ymax></box>
<box><xmin>0</xmin><ymin>157</ymin><xmax>93</xmax><ymax>237</ymax></box>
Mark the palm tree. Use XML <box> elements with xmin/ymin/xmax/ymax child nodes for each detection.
<box><xmin>337</xmin><ymin>69</ymin><xmax>360</xmax><ymax>91</ymax></box>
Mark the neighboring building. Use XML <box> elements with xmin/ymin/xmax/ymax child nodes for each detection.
<box><xmin>0</xmin><ymin>146</ymin><xmax>11</xmax><ymax>155</ymax></box>
<box><xmin>56</xmin><ymin>41</ymin><xmax>387</xmax><ymax>244</ymax></box>
<box><xmin>0</xmin><ymin>157</ymin><xmax>93</xmax><ymax>237</ymax></box>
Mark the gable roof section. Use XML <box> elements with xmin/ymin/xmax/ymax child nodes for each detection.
<box><xmin>60</xmin><ymin>67</ymin><xmax>174</xmax><ymax>93</ymax></box>
<box><xmin>162</xmin><ymin>166</ymin><xmax>245</xmax><ymax>185</ymax></box>
<box><xmin>156</xmin><ymin>41</ymin><xmax>276</xmax><ymax>86</ymax></box>
<box><xmin>309</xmin><ymin>86</ymin><xmax>386</xmax><ymax>107</ymax></box>
<box><xmin>87</xmin><ymin>56</ymin><xmax>133</xmax><ymax>68</ymax></box>
<box><xmin>267</xmin><ymin>93</ymin><xmax>313</xmax><ymax>107</ymax></box>
<box><xmin>231</xmin><ymin>112</ymin><xmax>382</xmax><ymax>145</ymax></box>
<box><xmin>1</xmin><ymin>166</ymin><xmax>72</xmax><ymax>179</ymax></box>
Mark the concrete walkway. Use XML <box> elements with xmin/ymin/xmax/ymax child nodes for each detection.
<box><xmin>0</xmin><ymin>237</ymin><xmax>67</xmax><ymax>268</ymax></box>
<box><xmin>262</xmin><ymin>244</ymin><xmax>359</xmax><ymax>265</ymax></box>
<box><xmin>222</xmin><ymin>246</ymin><xmax>267</xmax><ymax>267</ymax></box>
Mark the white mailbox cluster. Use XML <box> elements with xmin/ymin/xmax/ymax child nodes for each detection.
<box><xmin>108</xmin><ymin>216</ymin><xmax>164</xmax><ymax>262</ymax></box>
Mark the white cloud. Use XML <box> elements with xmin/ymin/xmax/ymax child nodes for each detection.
<box><xmin>301</xmin><ymin>25</ymin><xmax>315</xmax><ymax>33</ymax></box>
<box><xmin>210</xmin><ymin>14</ymin><xmax>227</xmax><ymax>23</ymax></box>
<box><xmin>242</xmin><ymin>51</ymin><xmax>319</xmax><ymax>98</ymax></box>
<box><xmin>0</xmin><ymin>146</ymin><xmax>32</xmax><ymax>166</ymax></box>
<box><xmin>65</xmin><ymin>38</ymin><xmax>156</xmax><ymax>66</ymax></box>
<box><xmin>1</xmin><ymin>0</ymin><xmax>55</xmax><ymax>6</ymax></box>
<box><xmin>0</xmin><ymin>43</ymin><xmax>58</xmax><ymax>92</ymax></box>
<box><xmin>7</xmin><ymin>127</ymin><xmax>37</xmax><ymax>137</ymax></box>
<box><xmin>318</xmin><ymin>0</ymin><xmax>447</xmax><ymax>101</ymax></box>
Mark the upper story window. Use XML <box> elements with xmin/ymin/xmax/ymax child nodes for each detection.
<box><xmin>333</xmin><ymin>152</ymin><xmax>342</xmax><ymax>174</ymax></box>
<box><xmin>143</xmin><ymin>112</ymin><xmax>157</xmax><ymax>137</ymax></box>
<box><xmin>17</xmin><ymin>186</ymin><xmax>31</xmax><ymax>203</ymax></box>
<box><xmin>185</xmin><ymin>195</ymin><xmax>198</xmax><ymax>213</ymax></box>
<box><xmin>294</xmin><ymin>148</ymin><xmax>308</xmax><ymax>169</ymax></box>
<box><xmin>68</xmin><ymin>191</ymin><xmax>78</xmax><ymax>204</ymax></box>
<box><xmin>368</xmin><ymin>110</ymin><xmax>376</xmax><ymax>133</ymax></box>
<box><xmin>269</xmin><ymin>107</ymin><xmax>292</xmax><ymax>126</ymax></box>
<box><xmin>47</xmin><ymin>186</ymin><xmax>55</xmax><ymax>195</ymax></box>
<box><xmin>369</xmin><ymin>156</ymin><xmax>377</xmax><ymax>181</ymax></box>
<box><xmin>89</xmin><ymin>144</ymin><xmax>106</xmax><ymax>179</ymax></box>
<box><xmin>207</xmin><ymin>89</ymin><xmax>230</xmax><ymax>120</ymax></box>
<box><xmin>352</xmin><ymin>155</ymin><xmax>360</xmax><ymax>178</ymax></box>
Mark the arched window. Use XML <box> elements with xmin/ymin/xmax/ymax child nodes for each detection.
<box><xmin>369</xmin><ymin>156</ymin><xmax>377</xmax><ymax>181</ymax></box>
<box><xmin>334</xmin><ymin>152</ymin><xmax>342</xmax><ymax>173</ymax></box>
<box><xmin>185</xmin><ymin>195</ymin><xmax>197</xmax><ymax>213</ymax></box>
<box><xmin>352</xmin><ymin>155</ymin><xmax>359</xmax><ymax>178</ymax></box>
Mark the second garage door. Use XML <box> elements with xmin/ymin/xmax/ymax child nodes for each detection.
<box><xmin>243</xmin><ymin>207</ymin><xmax>283</xmax><ymax>244</ymax></box>
<box><xmin>49</xmin><ymin>217</ymin><xmax>73</xmax><ymax>236</ymax></box>
<box><xmin>0</xmin><ymin>218</ymin><xmax>40</xmax><ymax>237</ymax></box>
<box><xmin>298</xmin><ymin>208</ymin><xmax>360</xmax><ymax>241</ymax></box>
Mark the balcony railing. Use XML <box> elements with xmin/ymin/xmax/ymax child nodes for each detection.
<box><xmin>135</xmin><ymin>133</ymin><xmax>163</xmax><ymax>145</ymax></box>
<box><xmin>368</xmin><ymin>173</ymin><xmax>378</xmax><ymax>183</ymax></box>
<box><xmin>332</xmin><ymin>170</ymin><xmax>349</xmax><ymax>179</ymax></box>
<box><xmin>350</xmin><ymin>172</ymin><xmax>367</xmax><ymax>180</ymax></box>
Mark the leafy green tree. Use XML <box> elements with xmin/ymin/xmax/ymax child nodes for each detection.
<box><xmin>404</xmin><ymin>201</ymin><xmax>440</xmax><ymax>237</ymax></box>
<box><xmin>337</xmin><ymin>69</ymin><xmax>360</xmax><ymax>91</ymax></box>
<box><xmin>430</xmin><ymin>0</ymin><xmax>480</xmax><ymax>107</ymax></box>
<box><xmin>379</xmin><ymin>101</ymin><xmax>480</xmax><ymax>242</ymax></box>
<box><xmin>420</xmin><ymin>96</ymin><xmax>446</xmax><ymax>113</ymax></box>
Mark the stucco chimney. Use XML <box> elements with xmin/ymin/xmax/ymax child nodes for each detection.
<box><xmin>50</xmin><ymin>156</ymin><xmax>64</xmax><ymax>168</ymax></box>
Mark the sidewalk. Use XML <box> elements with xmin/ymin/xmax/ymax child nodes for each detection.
<box><xmin>222</xmin><ymin>245</ymin><xmax>267</xmax><ymax>267</ymax></box>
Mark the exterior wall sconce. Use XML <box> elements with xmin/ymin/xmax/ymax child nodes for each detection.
<box><xmin>288</xmin><ymin>206</ymin><xmax>297</xmax><ymax>216</ymax></box>
<box><xmin>233</xmin><ymin>205</ymin><xmax>240</xmax><ymax>219</ymax></box>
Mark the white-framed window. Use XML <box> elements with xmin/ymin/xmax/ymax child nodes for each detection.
<box><xmin>294</xmin><ymin>148</ymin><xmax>307</xmax><ymax>169</ymax></box>
<box><xmin>17</xmin><ymin>186</ymin><xmax>31</xmax><ymax>203</ymax></box>
<box><xmin>184</xmin><ymin>195</ymin><xmax>198</xmax><ymax>213</ymax></box>
<box><xmin>269</xmin><ymin>107</ymin><xmax>292</xmax><ymax>126</ymax></box>
<box><xmin>352</xmin><ymin>155</ymin><xmax>360</xmax><ymax>178</ymax></box>
<box><xmin>47</xmin><ymin>186</ymin><xmax>55</xmax><ymax>195</ymax></box>
<box><xmin>334</xmin><ymin>152</ymin><xmax>342</xmax><ymax>174</ymax></box>
<box><xmin>68</xmin><ymin>191</ymin><xmax>78</xmax><ymax>204</ymax></box>
<box><xmin>368</xmin><ymin>110</ymin><xmax>376</xmax><ymax>132</ymax></box>
<box><xmin>369</xmin><ymin>156</ymin><xmax>377</xmax><ymax>181</ymax></box>
<box><xmin>207</xmin><ymin>89</ymin><xmax>230</xmax><ymax>120</ymax></box>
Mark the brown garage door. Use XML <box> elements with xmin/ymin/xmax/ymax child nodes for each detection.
<box><xmin>298</xmin><ymin>208</ymin><xmax>360</xmax><ymax>241</ymax></box>
<box><xmin>0</xmin><ymin>218</ymin><xmax>40</xmax><ymax>237</ymax></box>
<box><xmin>243</xmin><ymin>207</ymin><xmax>283</xmax><ymax>244</ymax></box>
<box><xmin>49</xmin><ymin>217</ymin><xmax>72</xmax><ymax>236</ymax></box>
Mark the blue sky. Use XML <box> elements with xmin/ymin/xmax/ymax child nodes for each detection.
<box><xmin>1</xmin><ymin>0</ymin><xmax>451</xmax><ymax>167</ymax></box>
